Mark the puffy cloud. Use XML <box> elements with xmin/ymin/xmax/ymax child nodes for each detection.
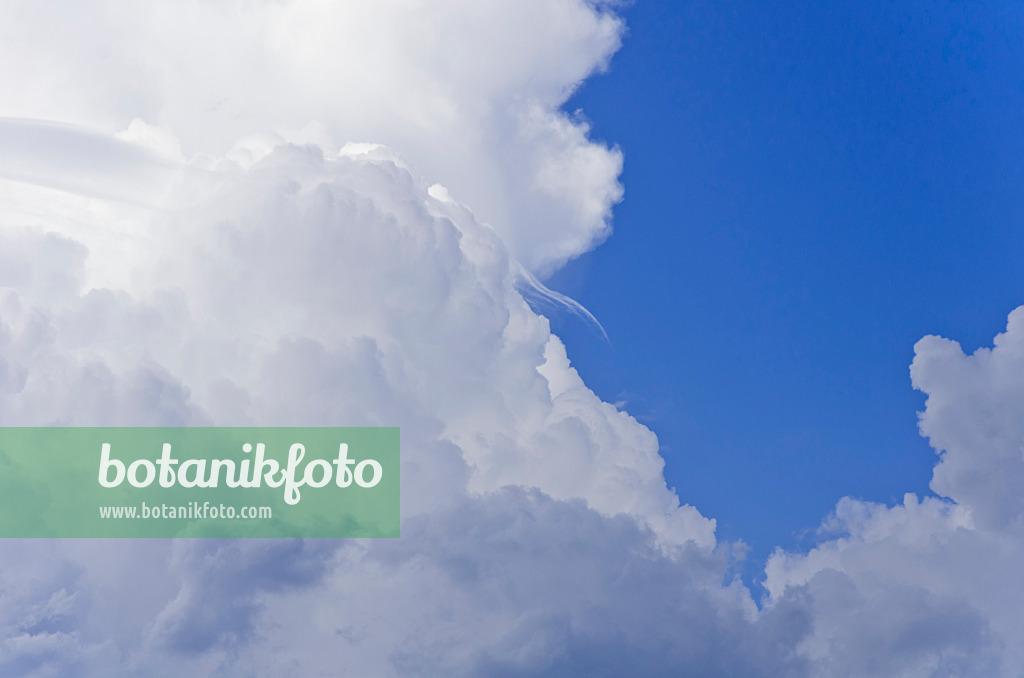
<box><xmin>912</xmin><ymin>309</ymin><xmax>1024</xmax><ymax>531</ymax></box>
<box><xmin>763</xmin><ymin>310</ymin><xmax>1024</xmax><ymax>677</ymax></box>
<box><xmin>0</xmin><ymin>127</ymin><xmax>707</xmax><ymax>538</ymax></box>
<box><xmin>224</xmin><ymin>490</ymin><xmax>796</xmax><ymax>678</ymax></box>
<box><xmin>0</xmin><ymin>0</ymin><xmax>625</xmax><ymax>274</ymax></box>
<box><xmin>0</xmin><ymin>116</ymin><xmax>721</xmax><ymax>674</ymax></box>
<box><xmin>3</xmin><ymin>2</ymin><xmax>1024</xmax><ymax>676</ymax></box>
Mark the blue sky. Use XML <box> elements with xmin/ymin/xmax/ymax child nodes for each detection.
<box><xmin>549</xmin><ymin>0</ymin><xmax>1024</xmax><ymax>581</ymax></box>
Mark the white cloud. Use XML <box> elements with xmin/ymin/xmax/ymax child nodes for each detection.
<box><xmin>0</xmin><ymin>122</ymin><xmax>723</xmax><ymax>673</ymax></box>
<box><xmin>0</xmin><ymin>0</ymin><xmax>624</xmax><ymax>274</ymax></box>
<box><xmin>3</xmin><ymin>2</ymin><xmax>1024</xmax><ymax>676</ymax></box>
<box><xmin>0</xmin><ymin>128</ymin><xmax>705</xmax><ymax>539</ymax></box>
<box><xmin>763</xmin><ymin>309</ymin><xmax>1024</xmax><ymax>677</ymax></box>
<box><xmin>912</xmin><ymin>309</ymin><xmax>1024</xmax><ymax>531</ymax></box>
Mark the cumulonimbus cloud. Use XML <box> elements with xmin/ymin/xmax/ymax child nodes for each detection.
<box><xmin>0</xmin><ymin>113</ymin><xmax>721</xmax><ymax>675</ymax></box>
<box><xmin>1</xmin><ymin>2</ymin><xmax>1022</xmax><ymax>676</ymax></box>
<box><xmin>0</xmin><ymin>0</ymin><xmax>624</xmax><ymax>275</ymax></box>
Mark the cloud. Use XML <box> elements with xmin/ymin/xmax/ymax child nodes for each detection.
<box><xmin>2</xmin><ymin>2</ymin><xmax>1024</xmax><ymax>676</ymax></box>
<box><xmin>0</xmin><ymin>0</ymin><xmax>625</xmax><ymax>274</ymax></box>
<box><xmin>0</xmin><ymin>131</ymin><xmax>709</xmax><ymax>539</ymax></box>
<box><xmin>763</xmin><ymin>309</ymin><xmax>1024</xmax><ymax>677</ymax></box>
<box><xmin>912</xmin><ymin>309</ymin><xmax>1024</xmax><ymax>531</ymax></box>
<box><xmin>0</xmin><ymin>121</ymin><xmax>720</xmax><ymax>674</ymax></box>
<box><xmin>229</xmin><ymin>490</ymin><xmax>797</xmax><ymax>678</ymax></box>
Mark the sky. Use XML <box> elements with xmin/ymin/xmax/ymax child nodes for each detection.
<box><xmin>0</xmin><ymin>1</ymin><xmax>1023</xmax><ymax>676</ymax></box>
<box><xmin>547</xmin><ymin>0</ymin><xmax>1024</xmax><ymax>579</ymax></box>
